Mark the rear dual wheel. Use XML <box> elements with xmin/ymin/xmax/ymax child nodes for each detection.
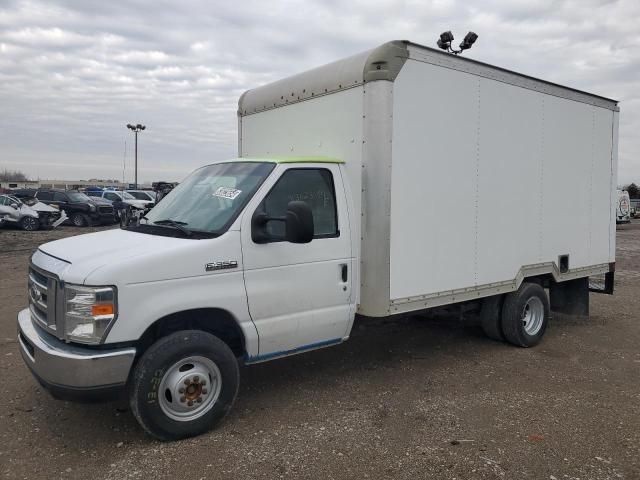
<box><xmin>481</xmin><ymin>282</ymin><xmax>549</xmax><ymax>347</ymax></box>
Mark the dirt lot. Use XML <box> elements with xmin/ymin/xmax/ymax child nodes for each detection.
<box><xmin>0</xmin><ymin>223</ymin><xmax>638</xmax><ymax>480</ymax></box>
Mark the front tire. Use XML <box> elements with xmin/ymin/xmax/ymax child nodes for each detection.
<box><xmin>20</xmin><ymin>216</ymin><xmax>39</xmax><ymax>231</ymax></box>
<box><xmin>500</xmin><ymin>282</ymin><xmax>549</xmax><ymax>347</ymax></box>
<box><xmin>71</xmin><ymin>212</ymin><xmax>88</xmax><ymax>227</ymax></box>
<box><xmin>129</xmin><ymin>330</ymin><xmax>240</xmax><ymax>441</ymax></box>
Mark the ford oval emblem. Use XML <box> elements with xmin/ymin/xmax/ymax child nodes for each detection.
<box><xmin>31</xmin><ymin>284</ymin><xmax>41</xmax><ymax>302</ymax></box>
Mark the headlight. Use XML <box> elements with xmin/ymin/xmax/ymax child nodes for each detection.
<box><xmin>89</xmin><ymin>204</ymin><xmax>96</xmax><ymax>212</ymax></box>
<box><xmin>64</xmin><ymin>284</ymin><xmax>117</xmax><ymax>344</ymax></box>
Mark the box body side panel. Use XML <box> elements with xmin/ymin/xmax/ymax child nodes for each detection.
<box><xmin>390</xmin><ymin>58</ymin><xmax>616</xmax><ymax>302</ymax></box>
<box><xmin>390</xmin><ymin>60</ymin><xmax>479</xmax><ymax>298</ymax></box>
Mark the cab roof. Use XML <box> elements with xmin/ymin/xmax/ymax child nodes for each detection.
<box><xmin>215</xmin><ymin>156</ymin><xmax>344</xmax><ymax>165</ymax></box>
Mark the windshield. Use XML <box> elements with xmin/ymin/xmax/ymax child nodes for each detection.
<box><xmin>67</xmin><ymin>191</ymin><xmax>91</xmax><ymax>202</ymax></box>
<box><xmin>142</xmin><ymin>162</ymin><xmax>274</xmax><ymax>235</ymax></box>
<box><xmin>120</xmin><ymin>191</ymin><xmax>136</xmax><ymax>200</ymax></box>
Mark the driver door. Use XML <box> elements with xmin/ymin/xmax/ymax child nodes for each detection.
<box><xmin>240</xmin><ymin>164</ymin><xmax>353</xmax><ymax>361</ymax></box>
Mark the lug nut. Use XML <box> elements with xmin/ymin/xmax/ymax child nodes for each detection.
<box><xmin>187</xmin><ymin>400</ymin><xmax>194</xmax><ymax>407</ymax></box>
<box><xmin>178</xmin><ymin>387</ymin><xmax>185</xmax><ymax>394</ymax></box>
<box><xmin>184</xmin><ymin>379</ymin><xmax>190</xmax><ymax>385</ymax></box>
<box><xmin>197</xmin><ymin>398</ymin><xmax>203</xmax><ymax>403</ymax></box>
<box><xmin>201</xmin><ymin>388</ymin><xmax>207</xmax><ymax>395</ymax></box>
<box><xmin>193</xmin><ymin>376</ymin><xmax>200</xmax><ymax>383</ymax></box>
<box><xmin>180</xmin><ymin>396</ymin><xmax>186</xmax><ymax>403</ymax></box>
<box><xmin>200</xmin><ymin>380</ymin><xmax>206</xmax><ymax>386</ymax></box>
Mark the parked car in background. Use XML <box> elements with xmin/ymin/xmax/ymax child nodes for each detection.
<box><xmin>11</xmin><ymin>188</ymin><xmax>38</xmax><ymax>199</ymax></box>
<box><xmin>126</xmin><ymin>190</ymin><xmax>156</xmax><ymax>202</ymax></box>
<box><xmin>0</xmin><ymin>194</ymin><xmax>64</xmax><ymax>230</ymax></box>
<box><xmin>152</xmin><ymin>181</ymin><xmax>177</xmax><ymax>203</ymax></box>
<box><xmin>34</xmin><ymin>189</ymin><xmax>115</xmax><ymax>227</ymax></box>
<box><xmin>616</xmin><ymin>189</ymin><xmax>631</xmax><ymax>224</ymax></box>
<box><xmin>87</xmin><ymin>189</ymin><xmax>154</xmax><ymax>210</ymax></box>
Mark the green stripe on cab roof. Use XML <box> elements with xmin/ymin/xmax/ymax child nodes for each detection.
<box><xmin>215</xmin><ymin>156</ymin><xmax>344</xmax><ymax>164</ymax></box>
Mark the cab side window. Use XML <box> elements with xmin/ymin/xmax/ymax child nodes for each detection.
<box><xmin>53</xmin><ymin>192</ymin><xmax>67</xmax><ymax>202</ymax></box>
<box><xmin>259</xmin><ymin>168</ymin><xmax>339</xmax><ymax>239</ymax></box>
<box><xmin>104</xmin><ymin>192</ymin><xmax>120</xmax><ymax>201</ymax></box>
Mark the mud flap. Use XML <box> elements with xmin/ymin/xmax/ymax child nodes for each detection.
<box><xmin>549</xmin><ymin>277</ymin><xmax>589</xmax><ymax>318</ymax></box>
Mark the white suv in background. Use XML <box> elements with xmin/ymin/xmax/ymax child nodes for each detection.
<box><xmin>87</xmin><ymin>190</ymin><xmax>154</xmax><ymax>210</ymax></box>
<box><xmin>126</xmin><ymin>190</ymin><xmax>156</xmax><ymax>202</ymax></box>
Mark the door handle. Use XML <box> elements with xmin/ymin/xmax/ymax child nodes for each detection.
<box><xmin>340</xmin><ymin>263</ymin><xmax>348</xmax><ymax>282</ymax></box>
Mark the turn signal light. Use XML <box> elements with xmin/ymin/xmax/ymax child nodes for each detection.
<box><xmin>91</xmin><ymin>304</ymin><xmax>115</xmax><ymax>316</ymax></box>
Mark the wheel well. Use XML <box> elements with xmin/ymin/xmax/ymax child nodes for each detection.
<box><xmin>136</xmin><ymin>308</ymin><xmax>246</xmax><ymax>358</ymax></box>
<box><xmin>521</xmin><ymin>274</ymin><xmax>554</xmax><ymax>289</ymax></box>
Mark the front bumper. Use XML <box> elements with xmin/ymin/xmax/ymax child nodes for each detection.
<box><xmin>17</xmin><ymin>308</ymin><xmax>136</xmax><ymax>401</ymax></box>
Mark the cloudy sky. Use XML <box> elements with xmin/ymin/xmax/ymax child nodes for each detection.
<box><xmin>0</xmin><ymin>0</ymin><xmax>638</xmax><ymax>184</ymax></box>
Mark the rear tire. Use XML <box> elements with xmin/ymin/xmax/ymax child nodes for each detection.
<box><xmin>501</xmin><ymin>282</ymin><xmax>549</xmax><ymax>347</ymax></box>
<box><xmin>20</xmin><ymin>216</ymin><xmax>39</xmax><ymax>231</ymax></box>
<box><xmin>480</xmin><ymin>295</ymin><xmax>505</xmax><ymax>341</ymax></box>
<box><xmin>129</xmin><ymin>330</ymin><xmax>240</xmax><ymax>441</ymax></box>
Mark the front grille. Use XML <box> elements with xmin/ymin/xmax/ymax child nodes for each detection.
<box><xmin>98</xmin><ymin>205</ymin><xmax>114</xmax><ymax>214</ymax></box>
<box><xmin>28</xmin><ymin>266</ymin><xmax>59</xmax><ymax>335</ymax></box>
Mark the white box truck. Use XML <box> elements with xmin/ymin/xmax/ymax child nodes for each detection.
<box><xmin>18</xmin><ymin>40</ymin><xmax>619</xmax><ymax>440</ymax></box>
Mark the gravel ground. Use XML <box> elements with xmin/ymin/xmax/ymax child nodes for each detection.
<box><xmin>0</xmin><ymin>222</ymin><xmax>638</xmax><ymax>479</ymax></box>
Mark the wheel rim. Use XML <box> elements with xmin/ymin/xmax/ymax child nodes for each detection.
<box><xmin>522</xmin><ymin>296</ymin><xmax>544</xmax><ymax>335</ymax></box>
<box><xmin>158</xmin><ymin>356</ymin><xmax>222</xmax><ymax>422</ymax></box>
<box><xmin>73</xmin><ymin>215</ymin><xmax>83</xmax><ymax>226</ymax></box>
<box><xmin>23</xmin><ymin>217</ymin><xmax>37</xmax><ymax>230</ymax></box>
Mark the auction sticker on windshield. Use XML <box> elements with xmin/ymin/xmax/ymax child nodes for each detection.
<box><xmin>213</xmin><ymin>187</ymin><xmax>242</xmax><ymax>200</ymax></box>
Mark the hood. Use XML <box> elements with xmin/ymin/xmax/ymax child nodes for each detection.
<box><xmin>18</xmin><ymin>204</ymin><xmax>38</xmax><ymax>216</ymax></box>
<box><xmin>31</xmin><ymin>201</ymin><xmax>58</xmax><ymax>213</ymax></box>
<box><xmin>123</xmin><ymin>199</ymin><xmax>153</xmax><ymax>209</ymax></box>
<box><xmin>90</xmin><ymin>197</ymin><xmax>113</xmax><ymax>206</ymax></box>
<box><xmin>36</xmin><ymin>227</ymin><xmax>239</xmax><ymax>285</ymax></box>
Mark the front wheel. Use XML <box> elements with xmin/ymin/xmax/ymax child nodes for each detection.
<box><xmin>70</xmin><ymin>212</ymin><xmax>88</xmax><ymax>227</ymax></box>
<box><xmin>129</xmin><ymin>330</ymin><xmax>240</xmax><ymax>441</ymax></box>
<box><xmin>20</xmin><ymin>216</ymin><xmax>39</xmax><ymax>231</ymax></box>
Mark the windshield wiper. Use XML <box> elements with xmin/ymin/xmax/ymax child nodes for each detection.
<box><xmin>153</xmin><ymin>219</ymin><xmax>192</xmax><ymax>236</ymax></box>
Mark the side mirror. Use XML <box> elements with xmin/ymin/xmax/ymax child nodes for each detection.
<box><xmin>285</xmin><ymin>201</ymin><xmax>314</xmax><ymax>243</ymax></box>
<box><xmin>251</xmin><ymin>200</ymin><xmax>314</xmax><ymax>244</ymax></box>
<box><xmin>10</xmin><ymin>203</ymin><xmax>19</xmax><ymax>210</ymax></box>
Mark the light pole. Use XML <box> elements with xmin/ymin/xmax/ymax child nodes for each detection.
<box><xmin>126</xmin><ymin>123</ymin><xmax>146</xmax><ymax>188</ymax></box>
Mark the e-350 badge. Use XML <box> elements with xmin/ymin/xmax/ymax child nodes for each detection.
<box><xmin>205</xmin><ymin>260</ymin><xmax>238</xmax><ymax>272</ymax></box>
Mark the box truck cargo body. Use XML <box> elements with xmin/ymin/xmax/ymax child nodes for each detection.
<box><xmin>17</xmin><ymin>40</ymin><xmax>618</xmax><ymax>440</ymax></box>
<box><xmin>239</xmin><ymin>40</ymin><xmax>618</xmax><ymax>317</ymax></box>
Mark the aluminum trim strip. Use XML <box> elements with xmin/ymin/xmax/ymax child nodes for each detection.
<box><xmin>387</xmin><ymin>263</ymin><xmax>610</xmax><ymax>314</ymax></box>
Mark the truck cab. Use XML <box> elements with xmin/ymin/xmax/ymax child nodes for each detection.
<box><xmin>18</xmin><ymin>157</ymin><xmax>355</xmax><ymax>440</ymax></box>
